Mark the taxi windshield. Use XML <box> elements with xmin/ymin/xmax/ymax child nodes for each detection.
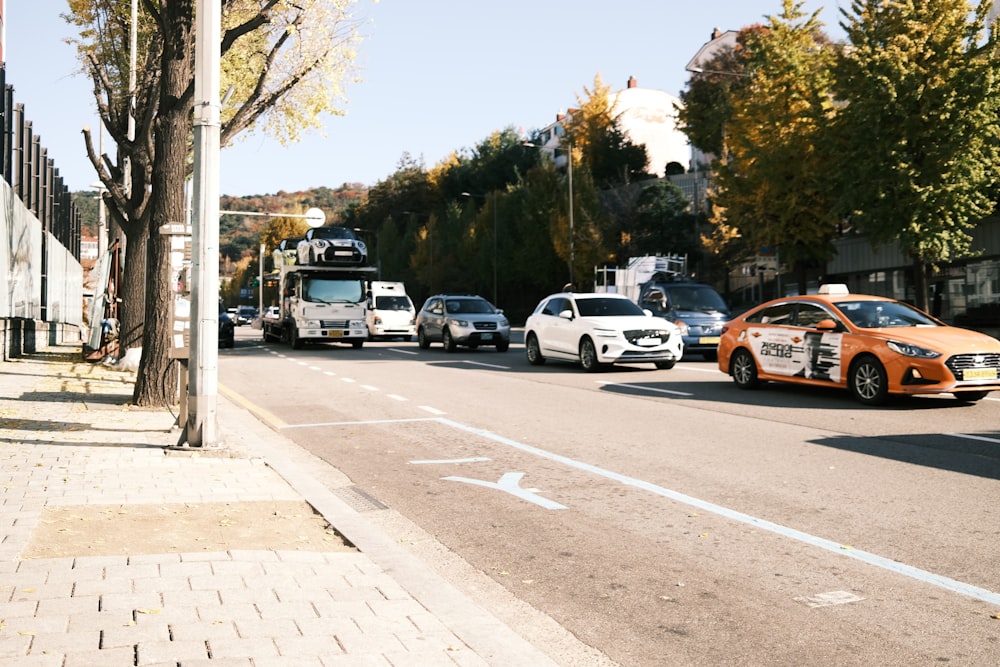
<box><xmin>837</xmin><ymin>300</ymin><xmax>938</xmax><ymax>328</ymax></box>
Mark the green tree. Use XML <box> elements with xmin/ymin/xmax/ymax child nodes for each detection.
<box><xmin>830</xmin><ymin>0</ymin><xmax>1000</xmax><ymax>309</ymax></box>
<box><xmin>678</xmin><ymin>29</ymin><xmax>758</xmax><ymax>158</ymax></box>
<box><xmin>714</xmin><ymin>0</ymin><xmax>839</xmax><ymax>291</ymax></box>
<box><xmin>629</xmin><ymin>180</ymin><xmax>696</xmax><ymax>258</ymax></box>
<box><xmin>67</xmin><ymin>0</ymin><xmax>366</xmax><ymax>406</ymax></box>
<box><xmin>563</xmin><ymin>74</ymin><xmax>651</xmax><ymax>188</ymax></box>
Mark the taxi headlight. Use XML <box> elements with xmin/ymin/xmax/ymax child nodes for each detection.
<box><xmin>886</xmin><ymin>340</ymin><xmax>941</xmax><ymax>358</ymax></box>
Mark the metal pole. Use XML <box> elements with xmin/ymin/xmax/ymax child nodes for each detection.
<box><xmin>567</xmin><ymin>141</ymin><xmax>574</xmax><ymax>287</ymax></box>
<box><xmin>259</xmin><ymin>243</ymin><xmax>265</xmax><ymax>315</ymax></box>
<box><xmin>186</xmin><ymin>0</ymin><xmax>222</xmax><ymax>447</ymax></box>
<box><xmin>492</xmin><ymin>191</ymin><xmax>498</xmax><ymax>305</ymax></box>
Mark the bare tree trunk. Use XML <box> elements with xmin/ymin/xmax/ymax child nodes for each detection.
<box><xmin>116</xmin><ymin>230</ymin><xmax>146</xmax><ymax>352</ymax></box>
<box><xmin>132</xmin><ymin>0</ymin><xmax>194</xmax><ymax>407</ymax></box>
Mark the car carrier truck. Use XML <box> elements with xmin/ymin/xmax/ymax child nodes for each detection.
<box><xmin>261</xmin><ymin>245</ymin><xmax>375</xmax><ymax>349</ymax></box>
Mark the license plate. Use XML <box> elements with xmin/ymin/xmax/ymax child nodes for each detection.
<box><xmin>964</xmin><ymin>368</ymin><xmax>997</xmax><ymax>380</ymax></box>
<box><xmin>699</xmin><ymin>336</ymin><xmax>721</xmax><ymax>345</ymax></box>
<box><xmin>334</xmin><ymin>250</ymin><xmax>353</xmax><ymax>256</ymax></box>
<box><xmin>637</xmin><ymin>337</ymin><xmax>662</xmax><ymax>347</ymax></box>
<box><xmin>325</xmin><ymin>330</ymin><xmax>343</xmax><ymax>338</ymax></box>
<box><xmin>481</xmin><ymin>333</ymin><xmax>493</xmax><ymax>340</ymax></box>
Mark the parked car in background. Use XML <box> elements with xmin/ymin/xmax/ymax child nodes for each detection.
<box><xmin>638</xmin><ymin>281</ymin><xmax>730</xmax><ymax>360</ymax></box>
<box><xmin>264</xmin><ymin>306</ymin><xmax>280</xmax><ymax>319</ymax></box>
<box><xmin>296</xmin><ymin>226</ymin><xmax>367</xmax><ymax>266</ymax></box>
<box><xmin>524</xmin><ymin>291</ymin><xmax>684</xmax><ymax>371</ymax></box>
<box><xmin>218</xmin><ymin>303</ymin><xmax>235</xmax><ymax>349</ymax></box>
<box><xmin>236</xmin><ymin>305</ymin><xmax>257</xmax><ymax>326</ymax></box>
<box><xmin>416</xmin><ymin>295</ymin><xmax>510</xmax><ymax>352</ymax></box>
<box><xmin>717</xmin><ymin>284</ymin><xmax>1000</xmax><ymax>405</ymax></box>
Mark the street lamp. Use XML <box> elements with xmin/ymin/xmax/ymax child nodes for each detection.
<box><xmin>460</xmin><ymin>191</ymin><xmax>498</xmax><ymax>305</ymax></box>
<box><xmin>524</xmin><ymin>141</ymin><xmax>574</xmax><ymax>287</ymax></box>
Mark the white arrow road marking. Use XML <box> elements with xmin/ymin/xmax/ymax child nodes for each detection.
<box><xmin>442</xmin><ymin>471</ymin><xmax>568</xmax><ymax>510</ymax></box>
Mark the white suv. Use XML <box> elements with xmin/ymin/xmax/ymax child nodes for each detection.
<box><xmin>524</xmin><ymin>291</ymin><xmax>683</xmax><ymax>371</ymax></box>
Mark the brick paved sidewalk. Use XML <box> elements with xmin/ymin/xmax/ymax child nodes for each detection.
<box><xmin>0</xmin><ymin>346</ymin><xmax>562</xmax><ymax>666</ymax></box>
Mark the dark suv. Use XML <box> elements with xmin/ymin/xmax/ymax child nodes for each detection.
<box><xmin>416</xmin><ymin>295</ymin><xmax>511</xmax><ymax>352</ymax></box>
<box><xmin>638</xmin><ymin>281</ymin><xmax>729</xmax><ymax>359</ymax></box>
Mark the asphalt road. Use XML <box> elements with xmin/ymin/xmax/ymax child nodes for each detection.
<box><xmin>221</xmin><ymin>325</ymin><xmax>1000</xmax><ymax>666</ymax></box>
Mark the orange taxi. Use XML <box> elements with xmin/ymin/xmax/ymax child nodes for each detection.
<box><xmin>717</xmin><ymin>285</ymin><xmax>1000</xmax><ymax>405</ymax></box>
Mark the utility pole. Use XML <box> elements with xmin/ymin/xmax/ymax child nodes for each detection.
<box><xmin>182</xmin><ymin>0</ymin><xmax>222</xmax><ymax>447</ymax></box>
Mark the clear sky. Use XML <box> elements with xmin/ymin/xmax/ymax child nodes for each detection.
<box><xmin>5</xmin><ymin>0</ymin><xmax>843</xmax><ymax>197</ymax></box>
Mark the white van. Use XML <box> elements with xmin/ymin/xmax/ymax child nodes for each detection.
<box><xmin>366</xmin><ymin>281</ymin><xmax>416</xmax><ymax>341</ymax></box>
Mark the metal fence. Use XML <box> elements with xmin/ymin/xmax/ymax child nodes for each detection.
<box><xmin>1</xmin><ymin>64</ymin><xmax>84</xmax><ymax>357</ymax></box>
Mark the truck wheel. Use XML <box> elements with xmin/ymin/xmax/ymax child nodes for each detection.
<box><xmin>352</xmin><ymin>340</ymin><xmax>364</xmax><ymax>349</ymax></box>
<box><xmin>291</xmin><ymin>328</ymin><xmax>303</xmax><ymax>350</ymax></box>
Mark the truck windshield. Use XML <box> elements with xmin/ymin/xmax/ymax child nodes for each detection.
<box><xmin>302</xmin><ymin>278</ymin><xmax>364</xmax><ymax>303</ymax></box>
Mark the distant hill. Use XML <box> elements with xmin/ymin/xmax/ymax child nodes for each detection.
<box><xmin>71</xmin><ymin>184</ymin><xmax>369</xmax><ymax>261</ymax></box>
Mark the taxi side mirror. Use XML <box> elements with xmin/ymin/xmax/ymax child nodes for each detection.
<box><xmin>816</xmin><ymin>318</ymin><xmax>838</xmax><ymax>331</ymax></box>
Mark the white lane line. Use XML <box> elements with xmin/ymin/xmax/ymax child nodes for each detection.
<box><xmin>340</xmin><ymin>377</ymin><xmax>356</xmax><ymax>383</ymax></box>
<box><xmin>360</xmin><ymin>385</ymin><xmax>379</xmax><ymax>391</ymax></box>
<box><xmin>388</xmin><ymin>348</ymin><xmax>419</xmax><ymax>356</ymax></box>
<box><xmin>410</xmin><ymin>457</ymin><xmax>492</xmax><ymax>464</ymax></box>
<box><xmin>309</xmin><ymin>366</ymin><xmax>322</xmax><ymax>371</ymax></box>
<box><xmin>280</xmin><ymin>417</ymin><xmax>439</xmax><ymax>430</ymax></box>
<box><xmin>387</xmin><ymin>394</ymin><xmax>409</xmax><ymax>402</ymax></box>
<box><xmin>681</xmin><ymin>365</ymin><xmax>726</xmax><ymax>375</ymax></box>
<box><xmin>324</xmin><ymin>371</ymin><xmax>336</xmax><ymax>377</ymax></box>
<box><xmin>946</xmin><ymin>432</ymin><xmax>1000</xmax><ymax>444</ymax></box>
<box><xmin>460</xmin><ymin>360</ymin><xmax>510</xmax><ymax>370</ymax></box>
<box><xmin>435</xmin><ymin>417</ymin><xmax>1000</xmax><ymax>608</ymax></box>
<box><xmin>419</xmin><ymin>405</ymin><xmax>446</xmax><ymax>415</ymax></box>
<box><xmin>596</xmin><ymin>381</ymin><xmax>693</xmax><ymax>397</ymax></box>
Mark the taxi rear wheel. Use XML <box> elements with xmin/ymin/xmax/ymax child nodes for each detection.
<box><xmin>849</xmin><ymin>355</ymin><xmax>888</xmax><ymax>405</ymax></box>
<box><xmin>730</xmin><ymin>348</ymin><xmax>759</xmax><ymax>389</ymax></box>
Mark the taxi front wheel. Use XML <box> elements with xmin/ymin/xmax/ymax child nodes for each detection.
<box><xmin>849</xmin><ymin>355</ymin><xmax>888</xmax><ymax>405</ymax></box>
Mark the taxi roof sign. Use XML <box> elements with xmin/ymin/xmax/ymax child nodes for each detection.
<box><xmin>818</xmin><ymin>284</ymin><xmax>850</xmax><ymax>295</ymax></box>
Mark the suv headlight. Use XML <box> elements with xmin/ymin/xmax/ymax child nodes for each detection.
<box><xmin>886</xmin><ymin>340</ymin><xmax>941</xmax><ymax>358</ymax></box>
<box><xmin>449</xmin><ymin>318</ymin><xmax>471</xmax><ymax>328</ymax></box>
<box><xmin>593</xmin><ymin>327</ymin><xmax>619</xmax><ymax>338</ymax></box>
<box><xmin>674</xmin><ymin>320</ymin><xmax>690</xmax><ymax>336</ymax></box>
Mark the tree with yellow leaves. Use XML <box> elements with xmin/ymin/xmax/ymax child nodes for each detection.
<box><xmin>65</xmin><ymin>0</ymin><xmax>368</xmax><ymax>406</ymax></box>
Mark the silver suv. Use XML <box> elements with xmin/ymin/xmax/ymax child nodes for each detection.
<box><xmin>416</xmin><ymin>295</ymin><xmax>510</xmax><ymax>352</ymax></box>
